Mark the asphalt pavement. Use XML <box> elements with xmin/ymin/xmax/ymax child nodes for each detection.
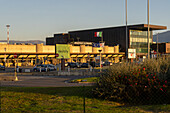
<box><xmin>0</xmin><ymin>75</ymin><xmax>96</xmax><ymax>87</ymax></box>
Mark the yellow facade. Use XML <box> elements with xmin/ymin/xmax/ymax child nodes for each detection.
<box><xmin>0</xmin><ymin>43</ymin><xmax>124</xmax><ymax>66</ymax></box>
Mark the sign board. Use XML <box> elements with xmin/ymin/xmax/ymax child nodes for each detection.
<box><xmin>55</xmin><ymin>53</ymin><xmax>59</xmax><ymax>57</ymax></box>
<box><xmin>92</xmin><ymin>43</ymin><xmax>104</xmax><ymax>47</ymax></box>
<box><xmin>14</xmin><ymin>53</ymin><xmax>17</xmax><ymax>58</ymax></box>
<box><xmin>128</xmin><ymin>49</ymin><xmax>136</xmax><ymax>59</ymax></box>
<box><xmin>56</xmin><ymin>44</ymin><xmax>70</xmax><ymax>59</ymax></box>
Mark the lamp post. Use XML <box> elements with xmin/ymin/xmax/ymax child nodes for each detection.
<box><xmin>147</xmin><ymin>0</ymin><xmax>150</xmax><ymax>59</ymax></box>
<box><xmin>4</xmin><ymin>48</ymin><xmax>6</xmax><ymax>67</ymax></box>
<box><xmin>157</xmin><ymin>32</ymin><xmax>159</xmax><ymax>57</ymax></box>
<box><xmin>98</xmin><ymin>49</ymin><xmax>102</xmax><ymax>72</ymax></box>
<box><xmin>125</xmin><ymin>0</ymin><xmax>128</xmax><ymax>61</ymax></box>
<box><xmin>6</xmin><ymin>25</ymin><xmax>10</xmax><ymax>45</ymax></box>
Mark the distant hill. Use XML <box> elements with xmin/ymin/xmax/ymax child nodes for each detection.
<box><xmin>153</xmin><ymin>31</ymin><xmax>170</xmax><ymax>43</ymax></box>
<box><xmin>0</xmin><ymin>40</ymin><xmax>45</xmax><ymax>45</ymax></box>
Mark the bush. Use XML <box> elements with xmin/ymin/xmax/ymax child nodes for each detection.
<box><xmin>93</xmin><ymin>57</ymin><xmax>170</xmax><ymax>105</ymax></box>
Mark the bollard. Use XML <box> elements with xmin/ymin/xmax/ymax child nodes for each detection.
<box><xmin>68</xmin><ymin>66</ymin><xmax>70</xmax><ymax>72</ymax></box>
<box><xmin>90</xmin><ymin>66</ymin><xmax>92</xmax><ymax>72</ymax></box>
<box><xmin>40</xmin><ymin>68</ymin><xmax>41</xmax><ymax>72</ymax></box>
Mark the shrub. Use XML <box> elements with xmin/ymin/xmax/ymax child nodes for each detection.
<box><xmin>93</xmin><ymin>57</ymin><xmax>170</xmax><ymax>105</ymax></box>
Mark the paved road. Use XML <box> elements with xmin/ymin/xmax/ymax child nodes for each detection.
<box><xmin>0</xmin><ymin>75</ymin><xmax>96</xmax><ymax>87</ymax></box>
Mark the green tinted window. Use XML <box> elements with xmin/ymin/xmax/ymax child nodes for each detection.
<box><xmin>130</xmin><ymin>30</ymin><xmax>152</xmax><ymax>53</ymax></box>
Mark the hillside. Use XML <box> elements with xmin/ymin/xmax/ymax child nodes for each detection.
<box><xmin>153</xmin><ymin>31</ymin><xmax>170</xmax><ymax>43</ymax></box>
<box><xmin>0</xmin><ymin>40</ymin><xmax>45</xmax><ymax>45</ymax></box>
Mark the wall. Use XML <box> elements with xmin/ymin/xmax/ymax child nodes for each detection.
<box><xmin>43</xmin><ymin>45</ymin><xmax>55</xmax><ymax>53</ymax></box>
<box><xmin>0</xmin><ymin>44</ymin><xmax>36</xmax><ymax>53</ymax></box>
<box><xmin>0</xmin><ymin>43</ymin><xmax>119</xmax><ymax>54</ymax></box>
<box><xmin>166</xmin><ymin>43</ymin><xmax>170</xmax><ymax>53</ymax></box>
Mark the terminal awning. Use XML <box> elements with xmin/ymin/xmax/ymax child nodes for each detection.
<box><xmin>27</xmin><ymin>55</ymin><xmax>36</xmax><ymax>58</ymax></box>
<box><xmin>9</xmin><ymin>55</ymin><xmax>14</xmax><ymax>58</ymax></box>
<box><xmin>112</xmin><ymin>55</ymin><xmax>118</xmax><ymax>57</ymax></box>
<box><xmin>107</xmin><ymin>55</ymin><xmax>112</xmax><ymax>57</ymax></box>
<box><xmin>38</xmin><ymin>55</ymin><xmax>48</xmax><ymax>58</ymax></box>
<box><xmin>18</xmin><ymin>55</ymin><xmax>28</xmax><ymax>58</ymax></box>
<box><xmin>77</xmin><ymin>55</ymin><xmax>83</xmax><ymax>57</ymax></box>
<box><xmin>90</xmin><ymin>55</ymin><xmax>94</xmax><ymax>57</ymax></box>
<box><xmin>84</xmin><ymin>55</ymin><xmax>88</xmax><ymax>57</ymax></box>
<box><xmin>102</xmin><ymin>55</ymin><xmax>106</xmax><ymax>57</ymax></box>
<box><xmin>71</xmin><ymin>55</ymin><xmax>77</xmax><ymax>58</ymax></box>
<box><xmin>48</xmin><ymin>55</ymin><xmax>55</xmax><ymax>58</ymax></box>
<box><xmin>0</xmin><ymin>55</ymin><xmax>8</xmax><ymax>58</ymax></box>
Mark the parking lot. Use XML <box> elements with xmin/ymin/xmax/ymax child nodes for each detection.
<box><xmin>0</xmin><ymin>65</ymin><xmax>100</xmax><ymax>87</ymax></box>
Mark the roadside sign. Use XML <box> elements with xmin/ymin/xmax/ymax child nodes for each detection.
<box><xmin>14</xmin><ymin>53</ymin><xmax>17</xmax><ymax>58</ymax></box>
<box><xmin>56</xmin><ymin>44</ymin><xmax>70</xmax><ymax>59</ymax></box>
<box><xmin>128</xmin><ymin>49</ymin><xmax>136</xmax><ymax>59</ymax></box>
<box><xmin>92</xmin><ymin>43</ymin><xmax>104</xmax><ymax>47</ymax></box>
<box><xmin>56</xmin><ymin>53</ymin><xmax>59</xmax><ymax>57</ymax></box>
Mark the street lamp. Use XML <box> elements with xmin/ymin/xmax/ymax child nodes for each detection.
<box><xmin>98</xmin><ymin>49</ymin><xmax>102</xmax><ymax>72</ymax></box>
<box><xmin>147</xmin><ymin>0</ymin><xmax>150</xmax><ymax>59</ymax></box>
<box><xmin>4</xmin><ymin>48</ymin><xmax>6</xmax><ymax>67</ymax></box>
<box><xmin>6</xmin><ymin>25</ymin><xmax>10</xmax><ymax>45</ymax></box>
<box><xmin>125</xmin><ymin>0</ymin><xmax>128</xmax><ymax>61</ymax></box>
<box><xmin>157</xmin><ymin>32</ymin><xmax>159</xmax><ymax>57</ymax></box>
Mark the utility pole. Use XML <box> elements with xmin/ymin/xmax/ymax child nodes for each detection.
<box><xmin>98</xmin><ymin>50</ymin><xmax>102</xmax><ymax>73</ymax></box>
<box><xmin>147</xmin><ymin>0</ymin><xmax>150</xmax><ymax>59</ymax></box>
<box><xmin>157</xmin><ymin>33</ymin><xmax>159</xmax><ymax>57</ymax></box>
<box><xmin>125</xmin><ymin>0</ymin><xmax>128</xmax><ymax>61</ymax></box>
<box><xmin>6</xmin><ymin>25</ymin><xmax>10</xmax><ymax>45</ymax></box>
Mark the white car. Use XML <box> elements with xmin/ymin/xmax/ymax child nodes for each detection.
<box><xmin>47</xmin><ymin>64</ymin><xmax>56</xmax><ymax>71</ymax></box>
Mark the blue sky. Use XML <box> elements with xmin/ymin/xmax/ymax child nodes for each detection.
<box><xmin>0</xmin><ymin>0</ymin><xmax>170</xmax><ymax>41</ymax></box>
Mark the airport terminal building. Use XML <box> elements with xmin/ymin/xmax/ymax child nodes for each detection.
<box><xmin>47</xmin><ymin>24</ymin><xmax>167</xmax><ymax>56</ymax></box>
<box><xmin>0</xmin><ymin>24</ymin><xmax>167</xmax><ymax>67</ymax></box>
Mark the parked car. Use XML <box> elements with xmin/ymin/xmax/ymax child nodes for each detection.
<box><xmin>65</xmin><ymin>62</ymin><xmax>69</xmax><ymax>67</ymax></box>
<box><xmin>80</xmin><ymin>63</ymin><xmax>89</xmax><ymax>68</ymax></box>
<box><xmin>16</xmin><ymin>66</ymin><xmax>22</xmax><ymax>72</ymax></box>
<box><xmin>76</xmin><ymin>62</ymin><xmax>81</xmax><ymax>68</ymax></box>
<box><xmin>103</xmin><ymin>61</ymin><xmax>113</xmax><ymax>66</ymax></box>
<box><xmin>95</xmin><ymin>63</ymin><xmax>103</xmax><ymax>67</ymax></box>
<box><xmin>47</xmin><ymin>64</ymin><xmax>56</xmax><ymax>71</ymax></box>
<box><xmin>68</xmin><ymin>62</ymin><xmax>78</xmax><ymax>68</ymax></box>
<box><xmin>33</xmin><ymin>64</ymin><xmax>49</xmax><ymax>72</ymax></box>
<box><xmin>0</xmin><ymin>64</ymin><xmax>5</xmax><ymax>71</ymax></box>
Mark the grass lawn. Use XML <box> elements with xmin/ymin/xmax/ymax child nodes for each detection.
<box><xmin>0</xmin><ymin>86</ymin><xmax>170</xmax><ymax>113</ymax></box>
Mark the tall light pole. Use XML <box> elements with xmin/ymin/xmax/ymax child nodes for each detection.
<box><xmin>125</xmin><ymin>0</ymin><xmax>128</xmax><ymax>61</ymax></box>
<box><xmin>4</xmin><ymin>48</ymin><xmax>6</xmax><ymax>67</ymax></box>
<box><xmin>157</xmin><ymin>32</ymin><xmax>159</xmax><ymax>57</ymax></box>
<box><xmin>98</xmin><ymin>49</ymin><xmax>102</xmax><ymax>73</ymax></box>
<box><xmin>6</xmin><ymin>25</ymin><xmax>10</xmax><ymax>45</ymax></box>
<box><xmin>147</xmin><ymin>0</ymin><xmax>150</xmax><ymax>59</ymax></box>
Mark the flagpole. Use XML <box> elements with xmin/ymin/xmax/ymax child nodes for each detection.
<box><xmin>125</xmin><ymin>0</ymin><xmax>128</xmax><ymax>61</ymax></box>
<box><xmin>101</xmin><ymin>31</ymin><xmax>103</xmax><ymax>43</ymax></box>
<box><xmin>147</xmin><ymin>0</ymin><xmax>150</xmax><ymax>59</ymax></box>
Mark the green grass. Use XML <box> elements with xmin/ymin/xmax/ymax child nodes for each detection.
<box><xmin>70</xmin><ymin>77</ymin><xmax>99</xmax><ymax>83</ymax></box>
<box><xmin>1</xmin><ymin>86</ymin><xmax>170</xmax><ymax>113</ymax></box>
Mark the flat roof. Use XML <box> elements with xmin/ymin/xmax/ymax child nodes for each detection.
<box><xmin>128</xmin><ymin>24</ymin><xmax>167</xmax><ymax>31</ymax></box>
<box><xmin>69</xmin><ymin>24</ymin><xmax>167</xmax><ymax>33</ymax></box>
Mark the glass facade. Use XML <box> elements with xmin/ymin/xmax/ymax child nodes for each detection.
<box><xmin>130</xmin><ymin>30</ymin><xmax>152</xmax><ymax>53</ymax></box>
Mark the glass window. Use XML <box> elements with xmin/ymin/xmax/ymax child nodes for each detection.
<box><xmin>130</xmin><ymin>30</ymin><xmax>152</xmax><ymax>53</ymax></box>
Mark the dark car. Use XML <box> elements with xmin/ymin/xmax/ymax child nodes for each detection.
<box><xmin>95</xmin><ymin>63</ymin><xmax>103</xmax><ymax>67</ymax></box>
<box><xmin>0</xmin><ymin>64</ymin><xmax>5</xmax><ymax>71</ymax></box>
<box><xmin>47</xmin><ymin>64</ymin><xmax>56</xmax><ymax>71</ymax></box>
<box><xmin>68</xmin><ymin>62</ymin><xmax>78</xmax><ymax>68</ymax></box>
<box><xmin>33</xmin><ymin>64</ymin><xmax>49</xmax><ymax>72</ymax></box>
<box><xmin>80</xmin><ymin>63</ymin><xmax>89</xmax><ymax>68</ymax></box>
<box><xmin>103</xmin><ymin>61</ymin><xmax>113</xmax><ymax>66</ymax></box>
